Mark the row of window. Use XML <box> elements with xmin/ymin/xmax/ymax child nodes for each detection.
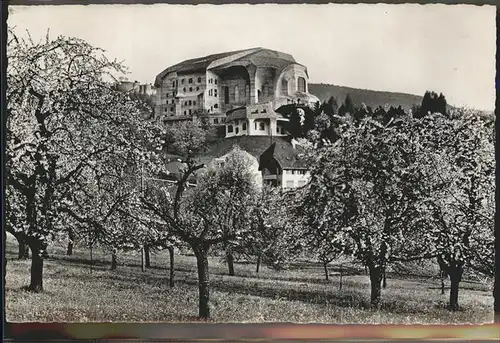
<box><xmin>284</xmin><ymin>169</ymin><xmax>308</xmax><ymax>175</ymax></box>
<box><xmin>176</xmin><ymin>77</ymin><xmax>202</xmax><ymax>87</ymax></box>
<box><xmin>285</xmin><ymin>179</ymin><xmax>307</xmax><ymax>188</ymax></box>
<box><xmin>208</xmin><ymin>89</ymin><xmax>218</xmax><ymax>97</ymax></box>
<box><xmin>208</xmin><ymin>78</ymin><xmax>218</xmax><ymax>84</ymax></box>
<box><xmin>226</xmin><ymin>122</ymin><xmax>247</xmax><ymax>134</ymax></box>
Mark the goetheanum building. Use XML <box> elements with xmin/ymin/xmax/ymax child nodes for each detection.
<box><xmin>153</xmin><ymin>47</ymin><xmax>319</xmax><ymax>134</ymax></box>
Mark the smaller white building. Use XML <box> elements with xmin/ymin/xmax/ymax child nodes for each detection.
<box><xmin>258</xmin><ymin>139</ymin><xmax>310</xmax><ymax>190</ymax></box>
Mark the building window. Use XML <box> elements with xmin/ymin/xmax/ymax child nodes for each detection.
<box><xmin>183</xmin><ymin>87</ymin><xmax>186</xmax><ymax>92</ymax></box>
<box><xmin>214</xmin><ymin>118</ymin><xmax>219</xmax><ymax>124</ymax></box>
<box><xmin>209</xmin><ymin>78</ymin><xmax>212</xmax><ymax>84</ymax></box>
<box><xmin>214</xmin><ymin>89</ymin><xmax>218</xmax><ymax>97</ymax></box>
<box><xmin>227</xmin><ymin>125</ymin><xmax>233</xmax><ymax>133</ymax></box>
<box><xmin>170</xmin><ymin>107</ymin><xmax>174</xmax><ymax>112</ymax></box>
<box><xmin>235</xmin><ymin>127</ymin><xmax>239</xmax><ymax>134</ymax></box>
<box><xmin>189</xmin><ymin>100</ymin><xmax>192</xmax><ymax>106</ymax></box>
<box><xmin>184</xmin><ymin>101</ymin><xmax>187</xmax><ymax>106</ymax></box>
<box><xmin>214</xmin><ymin>104</ymin><xmax>218</xmax><ymax>109</ymax></box>
<box><xmin>209</xmin><ymin>89</ymin><xmax>212</xmax><ymax>96</ymax></box>
<box><xmin>166</xmin><ymin>92</ymin><xmax>170</xmax><ymax>97</ymax></box>
<box><xmin>184</xmin><ymin>110</ymin><xmax>187</xmax><ymax>115</ymax></box>
<box><xmin>276</xmin><ymin>125</ymin><xmax>279</xmax><ymax>133</ymax></box>
<box><xmin>259</xmin><ymin>122</ymin><xmax>265</xmax><ymax>130</ymax></box>
<box><xmin>189</xmin><ymin>109</ymin><xmax>192</xmax><ymax>115</ymax></box>
<box><xmin>172</xmin><ymin>99</ymin><xmax>175</xmax><ymax>104</ymax></box>
<box><xmin>282</xmin><ymin>79</ymin><xmax>288</xmax><ymax>96</ymax></box>
<box><xmin>286</xmin><ymin>180</ymin><xmax>294</xmax><ymax>188</ymax></box>
<box><xmin>172</xmin><ymin>81</ymin><xmax>176</xmax><ymax>87</ymax></box>
<box><xmin>164</xmin><ymin>108</ymin><xmax>168</xmax><ymax>112</ymax></box>
<box><xmin>298</xmin><ymin>77</ymin><xmax>306</xmax><ymax>92</ymax></box>
<box><xmin>196</xmin><ymin>86</ymin><xmax>200</xmax><ymax>91</ymax></box>
<box><xmin>234</xmin><ymin>85</ymin><xmax>239</xmax><ymax>102</ymax></box>
<box><xmin>197</xmin><ymin>77</ymin><xmax>201</xmax><ymax>83</ymax></box>
<box><xmin>189</xmin><ymin>78</ymin><xmax>193</xmax><ymax>84</ymax></box>
<box><xmin>215</xmin><ymin>79</ymin><xmax>218</xmax><ymax>85</ymax></box>
<box><xmin>193</xmin><ymin>101</ymin><xmax>196</xmax><ymax>106</ymax></box>
<box><xmin>189</xmin><ymin>87</ymin><xmax>192</xmax><ymax>92</ymax></box>
<box><xmin>242</xmin><ymin>122</ymin><xmax>247</xmax><ymax>130</ymax></box>
<box><xmin>181</xmin><ymin>79</ymin><xmax>185</xmax><ymax>84</ymax></box>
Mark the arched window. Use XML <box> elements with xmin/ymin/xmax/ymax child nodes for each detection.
<box><xmin>298</xmin><ymin>77</ymin><xmax>306</xmax><ymax>92</ymax></box>
<box><xmin>282</xmin><ymin>79</ymin><xmax>288</xmax><ymax>96</ymax></box>
<box><xmin>257</xmin><ymin>90</ymin><xmax>262</xmax><ymax>102</ymax></box>
<box><xmin>242</xmin><ymin>122</ymin><xmax>247</xmax><ymax>130</ymax></box>
<box><xmin>234</xmin><ymin>86</ymin><xmax>239</xmax><ymax>103</ymax></box>
<box><xmin>259</xmin><ymin>122</ymin><xmax>265</xmax><ymax>131</ymax></box>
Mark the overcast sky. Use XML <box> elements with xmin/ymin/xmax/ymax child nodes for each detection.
<box><xmin>8</xmin><ymin>4</ymin><xmax>496</xmax><ymax>111</ymax></box>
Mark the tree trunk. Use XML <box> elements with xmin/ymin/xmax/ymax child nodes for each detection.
<box><xmin>144</xmin><ymin>245</ymin><xmax>151</xmax><ymax>268</ymax></box>
<box><xmin>256</xmin><ymin>254</ymin><xmax>261</xmax><ymax>273</ymax></box>
<box><xmin>168</xmin><ymin>246</ymin><xmax>175</xmax><ymax>288</ymax></box>
<box><xmin>140</xmin><ymin>247</ymin><xmax>146</xmax><ymax>272</ymax></box>
<box><xmin>66</xmin><ymin>229</ymin><xmax>74</xmax><ymax>256</ymax></box>
<box><xmin>339</xmin><ymin>264</ymin><xmax>343</xmax><ymax>291</ymax></box>
<box><xmin>66</xmin><ymin>241</ymin><xmax>73</xmax><ymax>256</ymax></box>
<box><xmin>369</xmin><ymin>265</ymin><xmax>383</xmax><ymax>310</ymax></box>
<box><xmin>449</xmin><ymin>264</ymin><xmax>463</xmax><ymax>311</ymax></box>
<box><xmin>194</xmin><ymin>245</ymin><xmax>210</xmax><ymax>319</ymax></box>
<box><xmin>382</xmin><ymin>268</ymin><xmax>387</xmax><ymax>289</ymax></box>
<box><xmin>323</xmin><ymin>261</ymin><xmax>329</xmax><ymax>281</ymax></box>
<box><xmin>440</xmin><ymin>270</ymin><xmax>446</xmax><ymax>295</ymax></box>
<box><xmin>27</xmin><ymin>241</ymin><xmax>44</xmax><ymax>292</ymax></box>
<box><xmin>111</xmin><ymin>252</ymin><xmax>117</xmax><ymax>270</ymax></box>
<box><xmin>227</xmin><ymin>252</ymin><xmax>235</xmax><ymax>276</ymax></box>
<box><xmin>18</xmin><ymin>238</ymin><xmax>29</xmax><ymax>260</ymax></box>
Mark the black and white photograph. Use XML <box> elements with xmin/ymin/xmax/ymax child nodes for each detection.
<box><xmin>4</xmin><ymin>3</ymin><xmax>496</xmax><ymax>324</ymax></box>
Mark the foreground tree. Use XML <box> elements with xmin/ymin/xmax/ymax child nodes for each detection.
<box><xmin>5</xmin><ymin>29</ymin><xmax>154</xmax><ymax>291</ymax></box>
<box><xmin>300</xmin><ymin>115</ymin><xmax>447</xmax><ymax>309</ymax></box>
<box><xmin>140</xmin><ymin>122</ymin><xmax>260</xmax><ymax>319</ymax></box>
<box><xmin>422</xmin><ymin>110</ymin><xmax>495</xmax><ymax>310</ymax></box>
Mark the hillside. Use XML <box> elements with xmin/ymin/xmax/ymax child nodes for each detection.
<box><xmin>309</xmin><ymin>83</ymin><xmax>424</xmax><ymax>112</ymax></box>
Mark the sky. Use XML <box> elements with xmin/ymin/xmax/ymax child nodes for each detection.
<box><xmin>8</xmin><ymin>4</ymin><xmax>496</xmax><ymax>111</ymax></box>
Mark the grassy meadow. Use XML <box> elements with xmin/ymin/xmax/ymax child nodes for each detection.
<box><xmin>4</xmin><ymin>235</ymin><xmax>493</xmax><ymax>323</ymax></box>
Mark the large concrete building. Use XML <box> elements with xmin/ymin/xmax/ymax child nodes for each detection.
<box><xmin>154</xmin><ymin>48</ymin><xmax>318</xmax><ymax>189</ymax></box>
<box><xmin>153</xmin><ymin>48</ymin><xmax>319</xmax><ymax>134</ymax></box>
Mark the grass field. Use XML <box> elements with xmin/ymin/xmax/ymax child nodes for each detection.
<box><xmin>4</xmin><ymin>235</ymin><xmax>494</xmax><ymax>323</ymax></box>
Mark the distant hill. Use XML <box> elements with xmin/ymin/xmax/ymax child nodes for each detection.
<box><xmin>309</xmin><ymin>83</ymin><xmax>424</xmax><ymax>112</ymax></box>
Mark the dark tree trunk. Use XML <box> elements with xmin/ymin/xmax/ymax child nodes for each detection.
<box><xmin>144</xmin><ymin>245</ymin><xmax>151</xmax><ymax>268</ymax></box>
<box><xmin>27</xmin><ymin>241</ymin><xmax>44</xmax><ymax>292</ymax></box>
<box><xmin>449</xmin><ymin>263</ymin><xmax>463</xmax><ymax>311</ymax></box>
<box><xmin>193</xmin><ymin>245</ymin><xmax>210</xmax><ymax>319</ymax></box>
<box><xmin>364</xmin><ymin>264</ymin><xmax>368</xmax><ymax>275</ymax></box>
<box><xmin>369</xmin><ymin>265</ymin><xmax>383</xmax><ymax>310</ymax></box>
<box><xmin>66</xmin><ymin>229</ymin><xmax>74</xmax><ymax>256</ymax></box>
<box><xmin>111</xmin><ymin>252</ymin><xmax>117</xmax><ymax>270</ymax></box>
<box><xmin>382</xmin><ymin>268</ymin><xmax>387</xmax><ymax>289</ymax></box>
<box><xmin>440</xmin><ymin>270</ymin><xmax>446</xmax><ymax>295</ymax></box>
<box><xmin>256</xmin><ymin>254</ymin><xmax>261</xmax><ymax>273</ymax></box>
<box><xmin>227</xmin><ymin>252</ymin><xmax>235</xmax><ymax>276</ymax></box>
<box><xmin>323</xmin><ymin>261</ymin><xmax>329</xmax><ymax>281</ymax></box>
<box><xmin>18</xmin><ymin>238</ymin><xmax>29</xmax><ymax>260</ymax></box>
<box><xmin>168</xmin><ymin>246</ymin><xmax>175</xmax><ymax>288</ymax></box>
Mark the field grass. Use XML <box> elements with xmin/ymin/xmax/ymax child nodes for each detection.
<box><xmin>4</xmin><ymin>236</ymin><xmax>494</xmax><ymax>323</ymax></box>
